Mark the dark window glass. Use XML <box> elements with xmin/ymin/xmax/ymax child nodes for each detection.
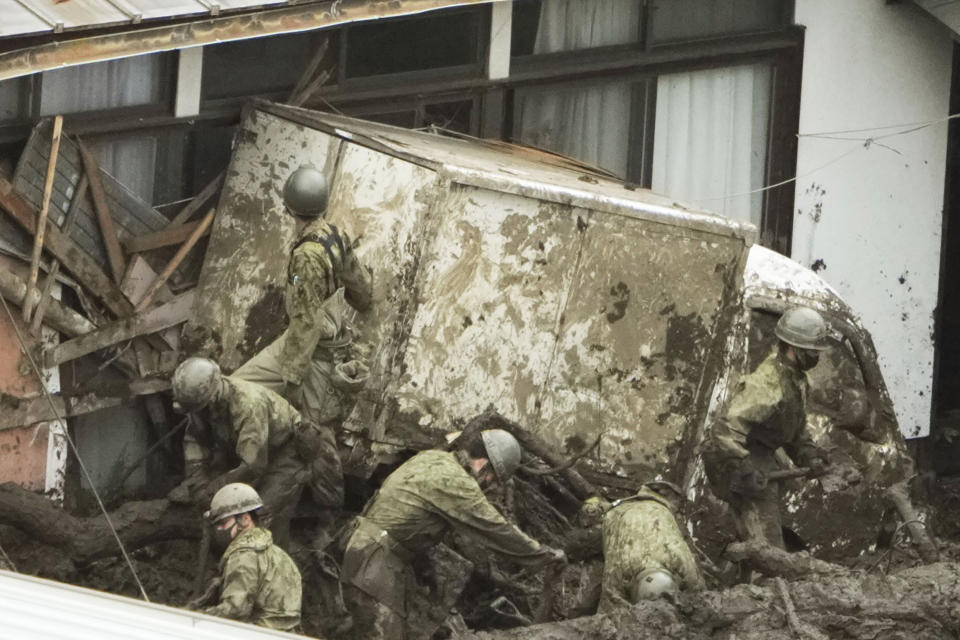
<box><xmin>202</xmin><ymin>31</ymin><xmax>336</xmax><ymax>100</ymax></box>
<box><xmin>511</xmin><ymin>0</ymin><xmax>543</xmax><ymax>57</ymax></box>
<box><xmin>344</xmin><ymin>10</ymin><xmax>482</xmax><ymax>78</ymax></box>
<box><xmin>0</xmin><ymin>77</ymin><xmax>29</xmax><ymax>122</ymax></box>
<box><xmin>650</xmin><ymin>0</ymin><xmax>785</xmax><ymax>45</ymax></box>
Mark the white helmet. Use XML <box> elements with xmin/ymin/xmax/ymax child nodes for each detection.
<box><xmin>629</xmin><ymin>568</ymin><xmax>679</xmax><ymax>603</ymax></box>
<box><xmin>482</xmin><ymin>429</ymin><xmax>522</xmax><ymax>480</ymax></box>
<box><xmin>205</xmin><ymin>483</ymin><xmax>263</xmax><ymax>523</ymax></box>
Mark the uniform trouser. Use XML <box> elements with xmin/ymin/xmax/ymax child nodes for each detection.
<box><xmin>257</xmin><ymin>442</ymin><xmax>307</xmax><ymax>550</ymax></box>
<box><xmin>234</xmin><ymin>329</ymin><xmax>353</xmax><ymax>425</ymax></box>
<box><xmin>344</xmin><ymin>584</ymin><xmax>405</xmax><ymax>640</ymax></box>
<box><xmin>728</xmin><ymin>452</ymin><xmax>785</xmax><ymax>549</ymax></box>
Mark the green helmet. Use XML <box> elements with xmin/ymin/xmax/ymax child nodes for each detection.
<box><xmin>629</xmin><ymin>568</ymin><xmax>679</xmax><ymax>603</ymax></box>
<box><xmin>205</xmin><ymin>482</ymin><xmax>263</xmax><ymax>523</ymax></box>
<box><xmin>482</xmin><ymin>429</ymin><xmax>522</xmax><ymax>480</ymax></box>
<box><xmin>172</xmin><ymin>357</ymin><xmax>222</xmax><ymax>413</ymax></box>
<box><xmin>283</xmin><ymin>164</ymin><xmax>329</xmax><ymax>218</ymax></box>
<box><xmin>775</xmin><ymin>306</ymin><xmax>830</xmax><ymax>351</ymax></box>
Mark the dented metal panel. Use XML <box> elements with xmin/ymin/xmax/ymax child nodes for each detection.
<box><xmin>191</xmin><ymin>106</ymin><xmax>751</xmax><ymax>480</ymax></box>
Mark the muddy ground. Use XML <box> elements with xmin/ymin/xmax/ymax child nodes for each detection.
<box><xmin>3</xmin><ymin>477</ymin><xmax>960</xmax><ymax>639</ymax></box>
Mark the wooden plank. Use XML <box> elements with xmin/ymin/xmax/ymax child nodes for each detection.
<box><xmin>0</xmin><ymin>173</ymin><xmax>135</xmax><ymax>319</ymax></box>
<box><xmin>120</xmin><ymin>254</ymin><xmax>173</xmax><ymax>307</ymax></box>
<box><xmin>78</xmin><ymin>140</ymin><xmax>126</xmax><ymax>285</ymax></box>
<box><xmin>30</xmin><ymin>174</ymin><xmax>89</xmax><ymax>335</ymax></box>
<box><xmin>122</xmin><ymin>220</ymin><xmax>208</xmax><ymax>254</ymax></box>
<box><xmin>134</xmin><ymin>207</ymin><xmax>213</xmax><ymax>313</ymax></box>
<box><xmin>23</xmin><ymin>116</ymin><xmax>63</xmax><ymax>322</ymax></box>
<box><xmin>0</xmin><ymin>266</ymin><xmax>96</xmax><ymax>337</ymax></box>
<box><xmin>46</xmin><ymin>290</ymin><xmax>195</xmax><ymax>367</ymax></box>
<box><xmin>0</xmin><ymin>378</ymin><xmax>170</xmax><ymax>431</ymax></box>
<box><xmin>168</xmin><ymin>171</ymin><xmax>224</xmax><ymax>228</ymax></box>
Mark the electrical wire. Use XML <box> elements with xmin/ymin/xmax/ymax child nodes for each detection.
<box><xmin>0</xmin><ymin>292</ymin><xmax>150</xmax><ymax>602</ymax></box>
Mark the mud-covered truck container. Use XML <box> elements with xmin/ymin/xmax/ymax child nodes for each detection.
<box><xmin>185</xmin><ymin>102</ymin><xmax>908</xmax><ymax>558</ymax></box>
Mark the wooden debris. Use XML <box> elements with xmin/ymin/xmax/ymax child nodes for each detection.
<box><xmin>0</xmin><ymin>266</ymin><xmax>95</xmax><ymax>337</ymax></box>
<box><xmin>134</xmin><ymin>207</ymin><xmax>213</xmax><ymax>313</ymax></box>
<box><xmin>120</xmin><ymin>255</ymin><xmax>173</xmax><ymax>307</ymax></box>
<box><xmin>29</xmin><ymin>174</ymin><xmax>89</xmax><ymax>335</ymax></box>
<box><xmin>0</xmin><ymin>174</ymin><xmax>135</xmax><ymax>319</ymax></box>
<box><xmin>78</xmin><ymin>140</ymin><xmax>126</xmax><ymax>285</ymax></box>
<box><xmin>724</xmin><ymin>539</ymin><xmax>845</xmax><ymax>579</ymax></box>
<box><xmin>288</xmin><ymin>36</ymin><xmax>330</xmax><ymax>107</ymax></box>
<box><xmin>167</xmin><ymin>171</ymin><xmax>224</xmax><ymax>228</ymax></box>
<box><xmin>22</xmin><ymin>115</ymin><xmax>63</xmax><ymax>323</ymax></box>
<box><xmin>0</xmin><ymin>482</ymin><xmax>198</xmax><ymax>565</ymax></box>
<box><xmin>46</xmin><ymin>291</ymin><xmax>195</xmax><ymax>367</ymax></box>
<box><xmin>122</xmin><ymin>220</ymin><xmax>209</xmax><ymax>255</ymax></box>
<box><xmin>0</xmin><ymin>378</ymin><xmax>169</xmax><ymax>431</ymax></box>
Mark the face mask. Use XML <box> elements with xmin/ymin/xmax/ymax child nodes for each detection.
<box><xmin>212</xmin><ymin>519</ymin><xmax>238</xmax><ymax>552</ymax></box>
<box><xmin>794</xmin><ymin>349</ymin><xmax>820</xmax><ymax>371</ymax></box>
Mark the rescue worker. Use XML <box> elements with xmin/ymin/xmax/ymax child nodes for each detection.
<box><xmin>170</xmin><ymin>356</ymin><xmax>344</xmax><ymax>550</ymax></box>
<box><xmin>704</xmin><ymin>306</ymin><xmax>832</xmax><ymax>548</ymax></box>
<box><xmin>341</xmin><ymin>428</ymin><xmax>566</xmax><ymax>640</ymax></box>
<box><xmin>594</xmin><ymin>480</ymin><xmax>705</xmax><ymax>613</ymax></box>
<box><xmin>234</xmin><ymin>164</ymin><xmax>373</xmax><ymax>426</ymax></box>
<box><xmin>200</xmin><ymin>483</ymin><xmax>302</xmax><ymax>631</ymax></box>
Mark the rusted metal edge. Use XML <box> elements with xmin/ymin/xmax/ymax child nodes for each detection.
<box><xmin>0</xmin><ymin>0</ymin><xmax>495</xmax><ymax>81</ymax></box>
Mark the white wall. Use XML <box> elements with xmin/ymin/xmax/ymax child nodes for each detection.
<box><xmin>793</xmin><ymin>0</ymin><xmax>952</xmax><ymax>438</ymax></box>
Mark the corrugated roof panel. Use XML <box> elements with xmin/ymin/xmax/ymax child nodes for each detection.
<box><xmin>31</xmin><ymin>0</ymin><xmax>131</xmax><ymax>30</ymax></box>
<box><xmin>0</xmin><ymin>0</ymin><xmax>53</xmax><ymax>37</ymax></box>
<box><xmin>123</xmin><ymin>0</ymin><xmax>208</xmax><ymax>21</ymax></box>
<box><xmin>0</xmin><ymin>569</ymin><xmax>313</xmax><ymax>640</ymax></box>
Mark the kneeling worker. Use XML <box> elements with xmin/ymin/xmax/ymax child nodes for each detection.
<box><xmin>341</xmin><ymin>428</ymin><xmax>566</xmax><ymax>639</ymax></box>
<box><xmin>595</xmin><ymin>480</ymin><xmax>705</xmax><ymax>612</ymax></box>
<box><xmin>201</xmin><ymin>483</ymin><xmax>302</xmax><ymax>631</ymax></box>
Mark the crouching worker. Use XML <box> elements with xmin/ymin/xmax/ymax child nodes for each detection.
<box><xmin>592</xmin><ymin>480</ymin><xmax>705</xmax><ymax>612</ymax></box>
<box><xmin>341</xmin><ymin>428</ymin><xmax>567</xmax><ymax>640</ymax></box>
<box><xmin>169</xmin><ymin>356</ymin><xmax>345</xmax><ymax>550</ymax></box>
<box><xmin>196</xmin><ymin>483</ymin><xmax>302</xmax><ymax>632</ymax></box>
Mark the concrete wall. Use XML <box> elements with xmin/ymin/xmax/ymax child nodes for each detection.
<box><xmin>793</xmin><ymin>0</ymin><xmax>953</xmax><ymax>437</ymax></box>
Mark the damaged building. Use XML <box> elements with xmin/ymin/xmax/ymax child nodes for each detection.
<box><xmin>0</xmin><ymin>0</ymin><xmax>959</xmax><ymax>638</ymax></box>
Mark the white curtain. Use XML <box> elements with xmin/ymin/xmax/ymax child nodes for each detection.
<box><xmin>40</xmin><ymin>55</ymin><xmax>162</xmax><ymax>203</ymax></box>
<box><xmin>40</xmin><ymin>54</ymin><xmax>161</xmax><ymax>115</ymax></box>
<box><xmin>516</xmin><ymin>0</ymin><xmax>641</xmax><ymax>177</ymax></box>
<box><xmin>651</xmin><ymin>64</ymin><xmax>771</xmax><ymax>224</ymax></box>
<box><xmin>533</xmin><ymin>0</ymin><xmax>641</xmax><ymax>52</ymax></box>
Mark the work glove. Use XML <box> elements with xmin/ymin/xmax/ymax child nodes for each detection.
<box><xmin>806</xmin><ymin>456</ymin><xmax>830</xmax><ymax>478</ymax></box>
<box><xmin>544</xmin><ymin>546</ymin><xmax>568</xmax><ymax>567</ymax></box>
<box><xmin>185</xmin><ymin>577</ymin><xmax>222</xmax><ymax>611</ymax></box>
<box><xmin>729</xmin><ymin>467</ymin><xmax>767</xmax><ymax>498</ymax></box>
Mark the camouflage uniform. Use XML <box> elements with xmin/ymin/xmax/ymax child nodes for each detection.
<box><xmin>598</xmin><ymin>487</ymin><xmax>704</xmax><ymax>613</ymax></box>
<box><xmin>184</xmin><ymin>376</ymin><xmax>344</xmax><ymax>547</ymax></box>
<box><xmin>235</xmin><ymin>218</ymin><xmax>373</xmax><ymax>425</ymax></box>
<box><xmin>204</xmin><ymin>526</ymin><xmax>302</xmax><ymax>631</ymax></box>
<box><xmin>341</xmin><ymin>449</ymin><xmax>553</xmax><ymax>640</ymax></box>
<box><xmin>704</xmin><ymin>346</ymin><xmax>826</xmax><ymax>547</ymax></box>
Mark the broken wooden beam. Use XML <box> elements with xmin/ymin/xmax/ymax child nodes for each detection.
<box><xmin>167</xmin><ymin>171</ymin><xmax>224</xmax><ymax>228</ymax></box>
<box><xmin>134</xmin><ymin>207</ymin><xmax>213</xmax><ymax>313</ymax></box>
<box><xmin>0</xmin><ymin>377</ymin><xmax>169</xmax><ymax>431</ymax></box>
<box><xmin>0</xmin><ymin>265</ymin><xmax>96</xmax><ymax>337</ymax></box>
<box><xmin>122</xmin><ymin>219</ymin><xmax>209</xmax><ymax>254</ymax></box>
<box><xmin>0</xmin><ymin>174</ymin><xmax>135</xmax><ymax>319</ymax></box>
<box><xmin>886</xmin><ymin>478</ymin><xmax>939</xmax><ymax>563</ymax></box>
<box><xmin>78</xmin><ymin>140</ymin><xmax>126</xmax><ymax>285</ymax></box>
<box><xmin>46</xmin><ymin>290</ymin><xmax>195</xmax><ymax>367</ymax></box>
<box><xmin>23</xmin><ymin>115</ymin><xmax>63</xmax><ymax>323</ymax></box>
